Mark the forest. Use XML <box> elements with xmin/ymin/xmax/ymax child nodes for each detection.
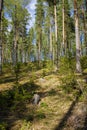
<box><xmin>0</xmin><ymin>0</ymin><xmax>87</xmax><ymax>130</ymax></box>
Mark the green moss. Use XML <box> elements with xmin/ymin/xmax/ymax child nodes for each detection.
<box><xmin>83</xmin><ymin>68</ymin><xmax>87</xmax><ymax>74</ymax></box>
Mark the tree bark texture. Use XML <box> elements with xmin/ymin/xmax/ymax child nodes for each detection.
<box><xmin>0</xmin><ymin>0</ymin><xmax>3</xmax><ymax>74</ymax></box>
<box><xmin>74</xmin><ymin>0</ymin><xmax>81</xmax><ymax>73</ymax></box>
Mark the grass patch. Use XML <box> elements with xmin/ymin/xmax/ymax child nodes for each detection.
<box><xmin>36</xmin><ymin>111</ymin><xmax>46</xmax><ymax>120</ymax></box>
<box><xmin>40</xmin><ymin>102</ymin><xmax>48</xmax><ymax>108</ymax></box>
<box><xmin>20</xmin><ymin>120</ymin><xmax>31</xmax><ymax>130</ymax></box>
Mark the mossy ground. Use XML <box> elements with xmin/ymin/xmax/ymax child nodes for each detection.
<box><xmin>0</xmin><ymin>64</ymin><xmax>87</xmax><ymax>130</ymax></box>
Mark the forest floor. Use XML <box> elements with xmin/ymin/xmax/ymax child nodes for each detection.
<box><xmin>0</xmin><ymin>65</ymin><xmax>87</xmax><ymax>130</ymax></box>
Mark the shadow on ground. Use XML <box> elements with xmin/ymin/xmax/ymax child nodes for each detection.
<box><xmin>0</xmin><ymin>75</ymin><xmax>16</xmax><ymax>84</ymax></box>
<box><xmin>54</xmin><ymin>91</ymin><xmax>82</xmax><ymax>130</ymax></box>
<box><xmin>82</xmin><ymin>114</ymin><xmax>87</xmax><ymax>130</ymax></box>
<box><xmin>0</xmin><ymin>81</ymin><xmax>42</xmax><ymax>130</ymax></box>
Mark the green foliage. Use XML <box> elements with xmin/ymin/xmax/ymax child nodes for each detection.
<box><xmin>26</xmin><ymin>114</ymin><xmax>34</xmax><ymax>122</ymax></box>
<box><xmin>40</xmin><ymin>102</ymin><xmax>48</xmax><ymax>108</ymax></box>
<box><xmin>20</xmin><ymin>120</ymin><xmax>31</xmax><ymax>130</ymax></box>
<box><xmin>48</xmin><ymin>89</ymin><xmax>56</xmax><ymax>96</ymax></box>
<box><xmin>13</xmin><ymin>62</ymin><xmax>21</xmax><ymax>85</ymax></box>
<box><xmin>61</xmin><ymin>74</ymin><xmax>77</xmax><ymax>93</ymax></box>
<box><xmin>41</xmin><ymin>60</ymin><xmax>53</xmax><ymax>77</ymax></box>
<box><xmin>42</xmin><ymin>69</ymin><xmax>46</xmax><ymax>77</ymax></box>
<box><xmin>28</xmin><ymin>62</ymin><xmax>36</xmax><ymax>71</ymax></box>
<box><xmin>27</xmin><ymin>62</ymin><xmax>37</xmax><ymax>82</ymax></box>
<box><xmin>43</xmin><ymin>60</ymin><xmax>53</xmax><ymax>70</ymax></box>
<box><xmin>42</xmin><ymin>68</ymin><xmax>50</xmax><ymax>77</ymax></box>
<box><xmin>79</xmin><ymin>86</ymin><xmax>87</xmax><ymax>101</ymax></box>
<box><xmin>0</xmin><ymin>82</ymin><xmax>35</xmax><ymax>113</ymax></box>
<box><xmin>80</xmin><ymin>56</ymin><xmax>87</xmax><ymax>71</ymax></box>
<box><xmin>59</xmin><ymin>56</ymin><xmax>77</xmax><ymax>93</ymax></box>
<box><xmin>12</xmin><ymin>85</ymin><xmax>33</xmax><ymax>108</ymax></box>
<box><xmin>36</xmin><ymin>111</ymin><xmax>46</xmax><ymax>119</ymax></box>
<box><xmin>83</xmin><ymin>68</ymin><xmax>87</xmax><ymax>74</ymax></box>
<box><xmin>14</xmin><ymin>62</ymin><xmax>21</xmax><ymax>74</ymax></box>
<box><xmin>59</xmin><ymin>56</ymin><xmax>76</xmax><ymax>74</ymax></box>
<box><xmin>0</xmin><ymin>90</ymin><xmax>14</xmax><ymax>108</ymax></box>
<box><xmin>0</xmin><ymin>122</ymin><xmax>7</xmax><ymax>130</ymax></box>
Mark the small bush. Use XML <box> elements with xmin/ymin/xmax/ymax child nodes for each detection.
<box><xmin>0</xmin><ymin>122</ymin><xmax>7</xmax><ymax>130</ymax></box>
<box><xmin>48</xmin><ymin>89</ymin><xmax>56</xmax><ymax>96</ymax></box>
<box><xmin>28</xmin><ymin>62</ymin><xmax>36</xmax><ymax>71</ymax></box>
<box><xmin>13</xmin><ymin>62</ymin><xmax>21</xmax><ymax>85</ymax></box>
<box><xmin>26</xmin><ymin>114</ymin><xmax>34</xmax><ymax>122</ymax></box>
<box><xmin>14</xmin><ymin>62</ymin><xmax>21</xmax><ymax>74</ymax></box>
<box><xmin>20</xmin><ymin>120</ymin><xmax>31</xmax><ymax>130</ymax></box>
<box><xmin>83</xmin><ymin>68</ymin><xmax>87</xmax><ymax>74</ymax></box>
<box><xmin>59</xmin><ymin>56</ymin><xmax>77</xmax><ymax>93</ymax></box>
<box><xmin>42</xmin><ymin>68</ymin><xmax>50</xmax><ymax>77</ymax></box>
<box><xmin>80</xmin><ymin>56</ymin><xmax>87</xmax><ymax>71</ymax></box>
<box><xmin>36</xmin><ymin>111</ymin><xmax>46</xmax><ymax>119</ymax></box>
<box><xmin>42</xmin><ymin>60</ymin><xmax>53</xmax><ymax>71</ymax></box>
<box><xmin>40</xmin><ymin>102</ymin><xmax>48</xmax><ymax>108</ymax></box>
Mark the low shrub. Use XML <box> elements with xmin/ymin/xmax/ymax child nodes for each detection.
<box><xmin>80</xmin><ymin>56</ymin><xmax>87</xmax><ymax>71</ymax></box>
<box><xmin>59</xmin><ymin>56</ymin><xmax>77</xmax><ymax>93</ymax></box>
<box><xmin>0</xmin><ymin>122</ymin><xmax>7</xmax><ymax>130</ymax></box>
<box><xmin>36</xmin><ymin>111</ymin><xmax>46</xmax><ymax>119</ymax></box>
<box><xmin>40</xmin><ymin>102</ymin><xmax>48</xmax><ymax>108</ymax></box>
<box><xmin>20</xmin><ymin>120</ymin><xmax>31</xmax><ymax>130</ymax></box>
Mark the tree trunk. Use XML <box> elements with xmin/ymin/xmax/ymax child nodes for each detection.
<box><xmin>12</xmin><ymin>5</ymin><xmax>18</xmax><ymax>66</ymax></box>
<box><xmin>49</xmin><ymin>24</ymin><xmax>52</xmax><ymax>60</ymax></box>
<box><xmin>52</xmin><ymin>34</ymin><xmax>55</xmax><ymax>65</ymax></box>
<box><xmin>0</xmin><ymin>0</ymin><xmax>3</xmax><ymax>74</ymax></box>
<box><xmin>54</xmin><ymin>0</ymin><xmax>58</xmax><ymax>67</ymax></box>
<box><xmin>37</xmin><ymin>37</ymin><xmax>41</xmax><ymax>67</ymax></box>
<box><xmin>74</xmin><ymin>0</ymin><xmax>81</xmax><ymax>73</ymax></box>
<box><xmin>81</xmin><ymin>5</ymin><xmax>87</xmax><ymax>55</ymax></box>
<box><xmin>62</xmin><ymin>0</ymin><xmax>65</xmax><ymax>55</ymax></box>
<box><xmin>54</xmin><ymin>0</ymin><xmax>57</xmax><ymax>42</ymax></box>
<box><xmin>85</xmin><ymin>0</ymin><xmax>87</xmax><ymax>54</ymax></box>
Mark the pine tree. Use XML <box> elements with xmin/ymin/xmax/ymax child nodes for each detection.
<box><xmin>74</xmin><ymin>0</ymin><xmax>81</xmax><ymax>73</ymax></box>
<box><xmin>4</xmin><ymin>0</ymin><xmax>30</xmax><ymax>65</ymax></box>
<box><xmin>0</xmin><ymin>0</ymin><xmax>3</xmax><ymax>74</ymax></box>
<box><xmin>35</xmin><ymin>0</ymin><xmax>44</xmax><ymax>67</ymax></box>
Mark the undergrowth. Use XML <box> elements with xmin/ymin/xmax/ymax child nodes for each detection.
<box><xmin>59</xmin><ymin>56</ymin><xmax>77</xmax><ymax>93</ymax></box>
